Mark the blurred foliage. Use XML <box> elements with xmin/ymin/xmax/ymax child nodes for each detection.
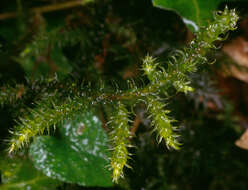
<box><xmin>0</xmin><ymin>154</ymin><xmax>60</xmax><ymax>190</ymax></box>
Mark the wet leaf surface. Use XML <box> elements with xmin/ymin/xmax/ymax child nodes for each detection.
<box><xmin>29</xmin><ymin>112</ymin><xmax>112</xmax><ymax>187</ymax></box>
<box><xmin>152</xmin><ymin>0</ymin><xmax>225</xmax><ymax>31</ymax></box>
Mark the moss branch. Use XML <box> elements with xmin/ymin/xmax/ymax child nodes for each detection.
<box><xmin>109</xmin><ymin>102</ymin><xmax>132</xmax><ymax>182</ymax></box>
<box><xmin>8</xmin><ymin>96</ymin><xmax>89</xmax><ymax>153</ymax></box>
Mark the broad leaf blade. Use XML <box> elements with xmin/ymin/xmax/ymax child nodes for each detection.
<box><xmin>152</xmin><ymin>0</ymin><xmax>224</xmax><ymax>31</ymax></box>
<box><xmin>29</xmin><ymin>112</ymin><xmax>112</xmax><ymax>187</ymax></box>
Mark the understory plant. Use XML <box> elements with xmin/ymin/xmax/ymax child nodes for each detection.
<box><xmin>0</xmin><ymin>0</ymin><xmax>242</xmax><ymax>189</ymax></box>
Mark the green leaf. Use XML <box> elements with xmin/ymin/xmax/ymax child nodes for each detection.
<box><xmin>0</xmin><ymin>155</ymin><xmax>59</xmax><ymax>190</ymax></box>
<box><xmin>29</xmin><ymin>112</ymin><xmax>113</xmax><ymax>187</ymax></box>
<box><xmin>152</xmin><ymin>0</ymin><xmax>225</xmax><ymax>31</ymax></box>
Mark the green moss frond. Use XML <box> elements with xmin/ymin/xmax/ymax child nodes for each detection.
<box><xmin>109</xmin><ymin>102</ymin><xmax>132</xmax><ymax>183</ymax></box>
<box><xmin>142</xmin><ymin>55</ymin><xmax>159</xmax><ymax>82</ymax></box>
<box><xmin>142</xmin><ymin>8</ymin><xmax>238</xmax><ymax>95</ymax></box>
<box><xmin>147</xmin><ymin>96</ymin><xmax>180</xmax><ymax>150</ymax></box>
<box><xmin>8</xmin><ymin>96</ymin><xmax>87</xmax><ymax>153</ymax></box>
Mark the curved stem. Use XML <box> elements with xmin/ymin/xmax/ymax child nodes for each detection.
<box><xmin>0</xmin><ymin>0</ymin><xmax>93</xmax><ymax>20</ymax></box>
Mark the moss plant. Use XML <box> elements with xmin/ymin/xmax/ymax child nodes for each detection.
<box><xmin>0</xmin><ymin>7</ymin><xmax>238</xmax><ymax>182</ymax></box>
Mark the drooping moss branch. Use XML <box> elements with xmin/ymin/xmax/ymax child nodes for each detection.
<box><xmin>109</xmin><ymin>102</ymin><xmax>132</xmax><ymax>182</ymax></box>
<box><xmin>147</xmin><ymin>96</ymin><xmax>180</xmax><ymax>149</ymax></box>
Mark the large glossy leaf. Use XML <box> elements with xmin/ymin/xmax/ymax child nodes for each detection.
<box><xmin>152</xmin><ymin>0</ymin><xmax>225</xmax><ymax>31</ymax></box>
<box><xmin>0</xmin><ymin>155</ymin><xmax>59</xmax><ymax>190</ymax></box>
<box><xmin>29</xmin><ymin>112</ymin><xmax>112</xmax><ymax>187</ymax></box>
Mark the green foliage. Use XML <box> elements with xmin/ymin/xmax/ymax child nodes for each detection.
<box><xmin>0</xmin><ymin>0</ymin><xmax>242</xmax><ymax>188</ymax></box>
<box><xmin>152</xmin><ymin>0</ymin><xmax>235</xmax><ymax>31</ymax></box>
<box><xmin>0</xmin><ymin>155</ymin><xmax>60</xmax><ymax>190</ymax></box>
<box><xmin>29</xmin><ymin>112</ymin><xmax>112</xmax><ymax>187</ymax></box>
<box><xmin>3</xmin><ymin>7</ymin><xmax>239</xmax><ymax>184</ymax></box>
